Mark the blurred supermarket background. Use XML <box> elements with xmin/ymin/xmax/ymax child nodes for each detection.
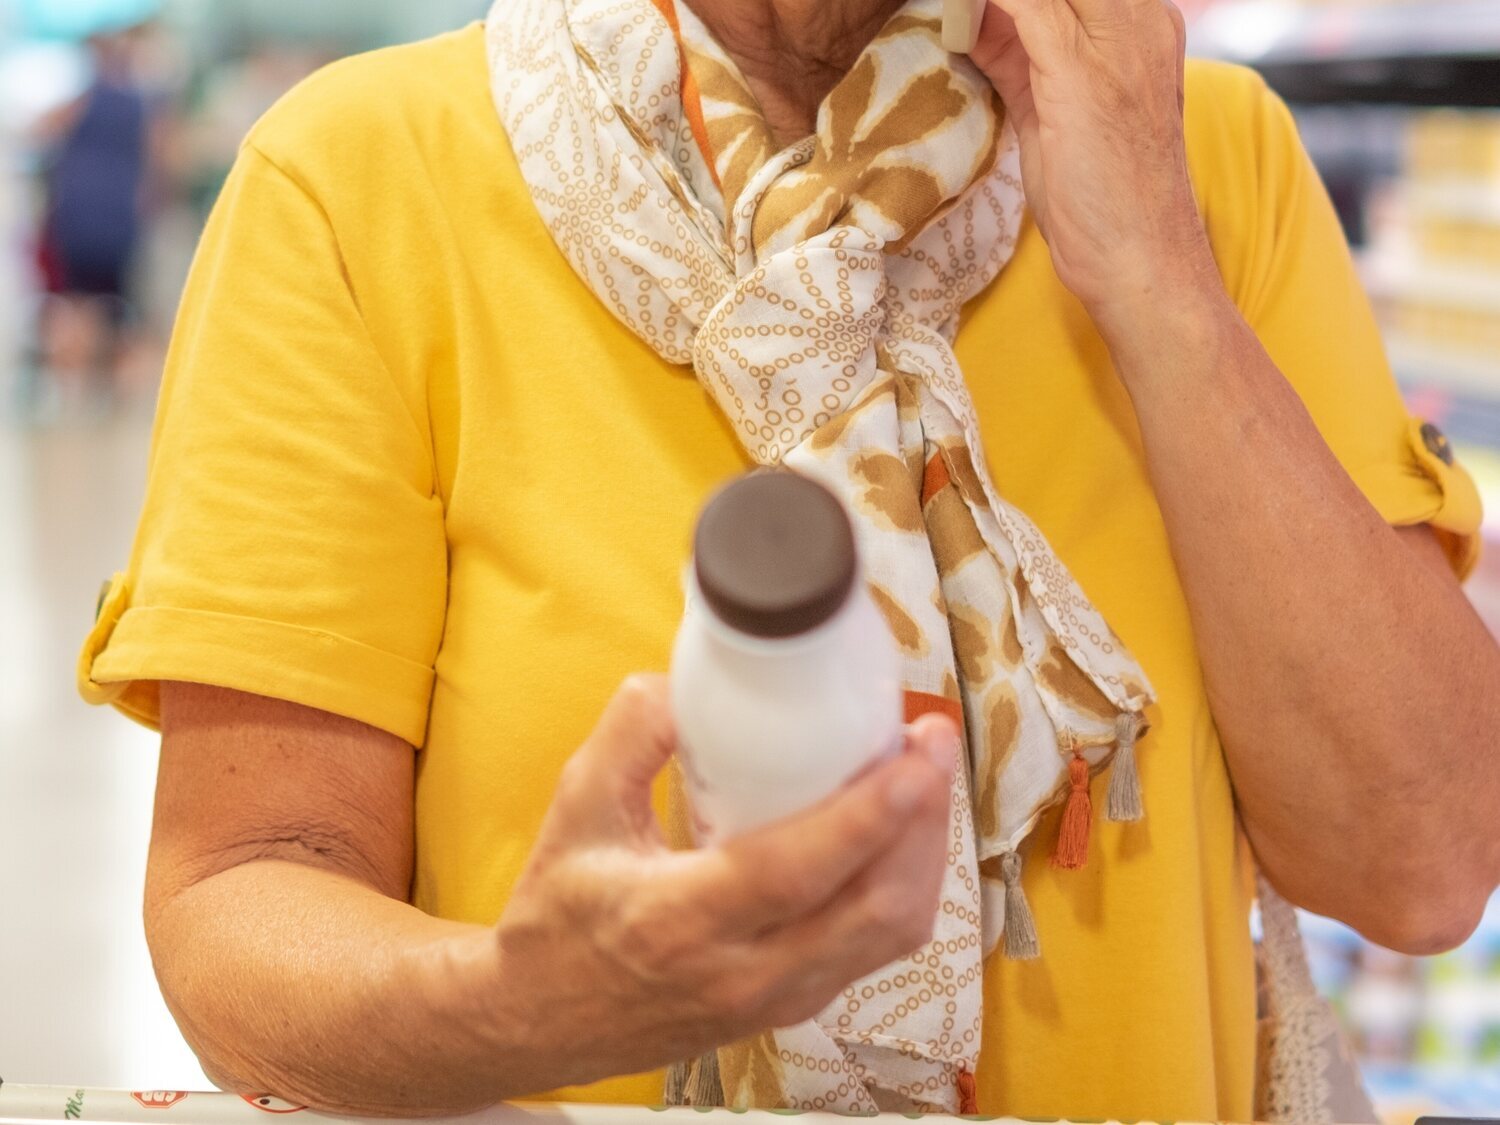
<box><xmin>0</xmin><ymin>0</ymin><xmax>1497</xmax><ymax>1120</ymax></box>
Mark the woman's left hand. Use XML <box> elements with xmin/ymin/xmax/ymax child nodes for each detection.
<box><xmin>969</xmin><ymin>0</ymin><xmax>1222</xmax><ymax>339</ymax></box>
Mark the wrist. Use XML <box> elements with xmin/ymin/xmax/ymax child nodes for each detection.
<box><xmin>1088</xmin><ymin>264</ymin><xmax>1245</xmax><ymax>396</ymax></box>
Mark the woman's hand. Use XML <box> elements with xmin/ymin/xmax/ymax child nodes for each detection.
<box><xmin>970</xmin><ymin>0</ymin><xmax>1221</xmax><ymax>339</ymax></box>
<box><xmin>147</xmin><ymin>678</ymin><xmax>953</xmax><ymax>1114</ymax></box>
<box><xmin>484</xmin><ymin>675</ymin><xmax>958</xmax><ymax>1088</ymax></box>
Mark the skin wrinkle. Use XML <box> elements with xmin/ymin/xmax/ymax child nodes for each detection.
<box><xmin>151</xmin><ymin>721</ymin><xmax>412</xmax><ymax>902</ymax></box>
<box><xmin>682</xmin><ymin>0</ymin><xmax>907</xmax><ymax>145</ymax></box>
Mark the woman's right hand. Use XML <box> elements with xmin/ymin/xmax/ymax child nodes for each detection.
<box><xmin>484</xmin><ymin>674</ymin><xmax>958</xmax><ymax>1088</ymax></box>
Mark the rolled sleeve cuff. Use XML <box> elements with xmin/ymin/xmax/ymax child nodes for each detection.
<box><xmin>1351</xmin><ymin>417</ymin><xmax>1484</xmax><ymax>581</ymax></box>
<box><xmin>78</xmin><ymin>574</ymin><xmax>435</xmax><ymax>747</ymax></box>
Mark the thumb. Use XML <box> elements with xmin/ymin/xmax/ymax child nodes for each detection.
<box><xmin>552</xmin><ymin>674</ymin><xmax>677</xmax><ymax>844</ymax></box>
<box><xmin>972</xmin><ymin>13</ymin><xmax>1036</xmax><ymax>124</ymax></box>
<box><xmin>906</xmin><ymin>712</ymin><xmax>962</xmax><ymax>779</ymax></box>
<box><xmin>970</xmin><ymin>3</ymin><xmax>1020</xmax><ymax>73</ymax></box>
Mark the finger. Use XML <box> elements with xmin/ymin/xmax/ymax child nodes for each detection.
<box><xmin>1164</xmin><ymin>1</ymin><xmax>1187</xmax><ymax>113</ymax></box>
<box><xmin>1059</xmin><ymin>0</ymin><xmax>1163</xmax><ymax>33</ymax></box>
<box><xmin>686</xmin><ymin>729</ymin><xmax>957</xmax><ymax>937</ymax></box>
<box><xmin>906</xmin><ymin>712</ymin><xmax>962</xmax><ymax>772</ymax></box>
<box><xmin>983</xmin><ymin>0</ymin><xmax>1076</xmax><ymax>75</ymax></box>
<box><xmin>785</xmin><ymin>787</ymin><xmax>949</xmax><ymax>972</ymax></box>
<box><xmin>969</xmin><ymin>22</ymin><xmax>1045</xmax><ymax>207</ymax></box>
<box><xmin>738</xmin><ymin>766</ymin><xmax>955</xmax><ymax>1027</ymax></box>
<box><xmin>1058</xmin><ymin>0</ymin><xmax>1130</xmax><ymax>28</ymax></box>
<box><xmin>552</xmin><ymin>674</ymin><xmax>677</xmax><ymax>841</ymax></box>
<box><xmin>971</xmin><ymin>1</ymin><xmax>1019</xmax><ymax>63</ymax></box>
<box><xmin>971</xmin><ymin>13</ymin><xmax>1036</xmax><ymax>120</ymax></box>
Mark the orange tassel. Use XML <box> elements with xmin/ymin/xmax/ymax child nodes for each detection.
<box><xmin>957</xmin><ymin>1068</ymin><xmax>979</xmax><ymax>1115</ymax></box>
<box><xmin>1052</xmin><ymin>753</ymin><xmax>1093</xmax><ymax>870</ymax></box>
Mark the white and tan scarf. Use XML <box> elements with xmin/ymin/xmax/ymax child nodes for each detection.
<box><xmin>486</xmin><ymin>0</ymin><xmax>1158</xmax><ymax>1111</ymax></box>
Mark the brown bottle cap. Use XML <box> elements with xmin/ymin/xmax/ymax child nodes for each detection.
<box><xmin>694</xmin><ymin>471</ymin><xmax>858</xmax><ymax>639</ymax></box>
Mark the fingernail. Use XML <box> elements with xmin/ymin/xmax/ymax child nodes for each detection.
<box><xmin>924</xmin><ymin>732</ymin><xmax>960</xmax><ymax>775</ymax></box>
<box><xmin>887</xmin><ymin>762</ymin><xmax>933</xmax><ymax>813</ymax></box>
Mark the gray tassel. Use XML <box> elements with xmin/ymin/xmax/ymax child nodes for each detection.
<box><xmin>686</xmin><ymin>1051</ymin><xmax>723</xmax><ymax>1106</ymax></box>
<box><xmin>1000</xmin><ymin>851</ymin><xmax>1040</xmax><ymax>960</ymax></box>
<box><xmin>663</xmin><ymin>1061</ymin><xmax>689</xmax><ymax>1106</ymax></box>
<box><xmin>1106</xmin><ymin>712</ymin><xmax>1144</xmax><ymax>824</ymax></box>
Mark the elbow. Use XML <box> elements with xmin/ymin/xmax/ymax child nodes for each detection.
<box><xmin>1358</xmin><ymin>889</ymin><xmax>1487</xmax><ymax>957</ymax></box>
<box><xmin>1355</xmin><ymin>838</ymin><xmax>1499</xmax><ymax>956</ymax></box>
<box><xmin>1259</xmin><ymin>842</ymin><xmax>1495</xmax><ymax>958</ymax></box>
<box><xmin>147</xmin><ymin>949</ymin><xmax>283</xmax><ymax>1104</ymax></box>
<box><xmin>142</xmin><ymin>894</ymin><xmax>249</xmax><ymax>1094</ymax></box>
<box><xmin>1338</xmin><ymin>858</ymin><xmax>1495</xmax><ymax>956</ymax></box>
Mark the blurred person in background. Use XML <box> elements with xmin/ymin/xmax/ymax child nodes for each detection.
<box><xmin>32</xmin><ymin>26</ymin><xmax>150</xmax><ymax>407</ymax></box>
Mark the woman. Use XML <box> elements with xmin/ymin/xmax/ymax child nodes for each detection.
<box><xmin>35</xmin><ymin>30</ymin><xmax>149</xmax><ymax>389</ymax></box>
<box><xmin>80</xmin><ymin>0</ymin><xmax>1500</xmax><ymax>1118</ymax></box>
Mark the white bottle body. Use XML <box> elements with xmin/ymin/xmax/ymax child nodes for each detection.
<box><xmin>670</xmin><ymin>575</ymin><xmax>903</xmax><ymax>843</ymax></box>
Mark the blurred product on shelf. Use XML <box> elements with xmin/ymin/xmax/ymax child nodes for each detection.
<box><xmin>1347</xmin><ymin>946</ymin><xmax>1424</xmax><ymax>1064</ymax></box>
<box><xmin>1301</xmin><ymin>897</ymin><xmax>1500</xmax><ymax>1119</ymax></box>
<box><xmin>1187</xmin><ymin>0</ymin><xmax>1500</xmax><ymax>104</ymax></box>
<box><xmin>1362</xmin><ymin>110</ymin><xmax>1500</xmax><ymax>421</ymax></box>
<box><xmin>1409</xmin><ymin>110</ymin><xmax>1500</xmax><ymax>187</ymax></box>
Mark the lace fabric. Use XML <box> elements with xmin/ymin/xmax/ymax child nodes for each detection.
<box><xmin>1256</xmin><ymin>875</ymin><xmax>1380</xmax><ymax>1125</ymax></box>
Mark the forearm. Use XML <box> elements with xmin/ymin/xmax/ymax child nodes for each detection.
<box><xmin>148</xmin><ymin>859</ymin><xmax>557</xmax><ymax>1116</ymax></box>
<box><xmin>1107</xmin><ymin>289</ymin><xmax>1500</xmax><ymax>952</ymax></box>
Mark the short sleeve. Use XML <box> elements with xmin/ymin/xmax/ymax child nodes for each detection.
<box><xmin>1191</xmin><ymin>64</ymin><xmax>1482</xmax><ymax>578</ymax></box>
<box><xmin>78</xmin><ymin>143</ymin><xmax>448</xmax><ymax>746</ymax></box>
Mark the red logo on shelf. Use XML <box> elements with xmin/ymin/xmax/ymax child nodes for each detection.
<box><xmin>130</xmin><ymin>1092</ymin><xmax>189</xmax><ymax>1109</ymax></box>
<box><xmin>242</xmin><ymin>1094</ymin><xmax>307</xmax><ymax>1114</ymax></box>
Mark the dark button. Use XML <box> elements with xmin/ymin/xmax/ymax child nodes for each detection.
<box><xmin>1421</xmin><ymin>421</ymin><xmax>1455</xmax><ymax>466</ymax></box>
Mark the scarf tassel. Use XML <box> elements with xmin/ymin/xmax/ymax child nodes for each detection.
<box><xmin>956</xmin><ymin>1067</ymin><xmax>979</xmax><ymax>1114</ymax></box>
<box><xmin>664</xmin><ymin>1053</ymin><xmax>722</xmax><ymax>1107</ymax></box>
<box><xmin>1106</xmin><ymin>712</ymin><xmax>1145</xmax><ymax>824</ymax></box>
<box><xmin>1052</xmin><ymin>752</ymin><xmax>1093</xmax><ymax>870</ymax></box>
<box><xmin>664</xmin><ymin>1061</ymin><xmax>687</xmax><ymax>1106</ymax></box>
<box><xmin>687</xmin><ymin>1051</ymin><xmax>723</xmax><ymax>1106</ymax></box>
<box><xmin>999</xmin><ymin>850</ymin><xmax>1040</xmax><ymax>960</ymax></box>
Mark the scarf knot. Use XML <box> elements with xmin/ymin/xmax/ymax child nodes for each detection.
<box><xmin>695</xmin><ymin>225</ymin><xmax>890</xmax><ymax>463</ymax></box>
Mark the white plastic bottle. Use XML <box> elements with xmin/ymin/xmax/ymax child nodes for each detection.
<box><xmin>670</xmin><ymin>470</ymin><xmax>903</xmax><ymax>843</ymax></box>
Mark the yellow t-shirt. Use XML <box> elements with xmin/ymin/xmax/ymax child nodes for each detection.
<box><xmin>79</xmin><ymin>23</ymin><xmax>1481</xmax><ymax>1121</ymax></box>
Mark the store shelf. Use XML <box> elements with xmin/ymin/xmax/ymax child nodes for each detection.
<box><xmin>1189</xmin><ymin>1</ymin><xmax>1500</xmax><ymax>106</ymax></box>
<box><xmin>1193</xmin><ymin>0</ymin><xmax>1500</xmax><ymax>64</ymax></box>
<box><xmin>1410</xmin><ymin>181</ymin><xmax>1500</xmax><ymax>227</ymax></box>
<box><xmin>1366</xmin><ymin>254</ymin><xmax>1500</xmax><ymax>312</ymax></box>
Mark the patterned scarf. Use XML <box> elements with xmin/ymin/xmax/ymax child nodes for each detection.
<box><xmin>486</xmin><ymin>0</ymin><xmax>1155</xmax><ymax>1111</ymax></box>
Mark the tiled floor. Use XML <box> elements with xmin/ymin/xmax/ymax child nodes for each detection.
<box><xmin>0</xmin><ymin>409</ymin><xmax>208</xmax><ymax>1089</ymax></box>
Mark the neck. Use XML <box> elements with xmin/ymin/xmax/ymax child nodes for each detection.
<box><xmin>682</xmin><ymin>0</ymin><xmax>905</xmax><ymax>146</ymax></box>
